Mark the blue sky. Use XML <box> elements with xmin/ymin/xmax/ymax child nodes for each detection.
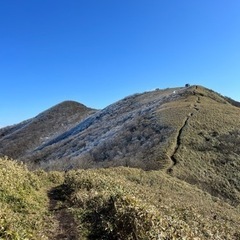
<box><xmin>0</xmin><ymin>1</ymin><xmax>240</xmax><ymax>127</ymax></box>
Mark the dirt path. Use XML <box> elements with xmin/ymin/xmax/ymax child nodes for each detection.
<box><xmin>167</xmin><ymin>114</ymin><xmax>193</xmax><ymax>174</ymax></box>
<box><xmin>167</xmin><ymin>94</ymin><xmax>200</xmax><ymax>174</ymax></box>
<box><xmin>48</xmin><ymin>185</ymin><xmax>79</xmax><ymax>240</ymax></box>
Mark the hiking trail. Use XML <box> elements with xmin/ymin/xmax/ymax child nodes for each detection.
<box><xmin>48</xmin><ymin>185</ymin><xmax>78</xmax><ymax>240</ymax></box>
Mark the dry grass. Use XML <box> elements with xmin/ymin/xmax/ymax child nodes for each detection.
<box><xmin>1</xmin><ymin>86</ymin><xmax>240</xmax><ymax>239</ymax></box>
<box><xmin>139</xmin><ymin>86</ymin><xmax>240</xmax><ymax>206</ymax></box>
<box><xmin>0</xmin><ymin>157</ymin><xmax>64</xmax><ymax>239</ymax></box>
<box><xmin>0</xmin><ymin>157</ymin><xmax>239</xmax><ymax>239</ymax></box>
<box><xmin>62</xmin><ymin>167</ymin><xmax>240</xmax><ymax>239</ymax></box>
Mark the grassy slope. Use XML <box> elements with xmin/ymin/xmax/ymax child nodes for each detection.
<box><xmin>1</xmin><ymin>87</ymin><xmax>240</xmax><ymax>239</ymax></box>
<box><xmin>154</xmin><ymin>86</ymin><xmax>240</xmax><ymax>205</ymax></box>
<box><xmin>0</xmin><ymin>157</ymin><xmax>64</xmax><ymax>239</ymax></box>
<box><xmin>1</xmin><ymin>158</ymin><xmax>239</xmax><ymax>239</ymax></box>
<box><xmin>62</xmin><ymin>167</ymin><xmax>240</xmax><ymax>239</ymax></box>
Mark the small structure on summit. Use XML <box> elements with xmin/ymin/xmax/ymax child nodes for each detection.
<box><xmin>185</xmin><ymin>83</ymin><xmax>190</xmax><ymax>87</ymax></box>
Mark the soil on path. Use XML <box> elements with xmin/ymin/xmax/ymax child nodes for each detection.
<box><xmin>48</xmin><ymin>185</ymin><xmax>79</xmax><ymax>240</ymax></box>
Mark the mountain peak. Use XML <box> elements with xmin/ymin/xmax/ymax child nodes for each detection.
<box><xmin>0</xmin><ymin>100</ymin><xmax>96</xmax><ymax>159</ymax></box>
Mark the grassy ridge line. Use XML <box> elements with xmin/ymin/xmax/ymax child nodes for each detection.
<box><xmin>151</xmin><ymin>86</ymin><xmax>240</xmax><ymax>205</ymax></box>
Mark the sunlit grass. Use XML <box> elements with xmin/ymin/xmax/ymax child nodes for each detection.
<box><xmin>63</xmin><ymin>167</ymin><xmax>240</xmax><ymax>239</ymax></box>
<box><xmin>0</xmin><ymin>157</ymin><xmax>239</xmax><ymax>239</ymax></box>
<box><xmin>0</xmin><ymin>157</ymin><xmax>64</xmax><ymax>239</ymax></box>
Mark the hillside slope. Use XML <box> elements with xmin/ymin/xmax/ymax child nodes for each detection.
<box><xmin>1</xmin><ymin>86</ymin><xmax>240</xmax><ymax>207</ymax></box>
<box><xmin>0</xmin><ymin>101</ymin><xmax>96</xmax><ymax>159</ymax></box>
<box><xmin>23</xmin><ymin>87</ymin><xmax>182</xmax><ymax>170</ymax></box>
<box><xmin>1</xmin><ymin>157</ymin><xmax>239</xmax><ymax>240</ymax></box>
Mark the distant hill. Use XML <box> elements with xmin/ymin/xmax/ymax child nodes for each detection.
<box><xmin>0</xmin><ymin>85</ymin><xmax>240</xmax><ymax>206</ymax></box>
<box><xmin>0</xmin><ymin>101</ymin><xmax>96</xmax><ymax>159</ymax></box>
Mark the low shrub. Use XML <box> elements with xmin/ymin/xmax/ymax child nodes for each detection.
<box><xmin>61</xmin><ymin>168</ymin><xmax>240</xmax><ymax>239</ymax></box>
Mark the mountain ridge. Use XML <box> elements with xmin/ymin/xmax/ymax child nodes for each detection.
<box><xmin>0</xmin><ymin>85</ymin><xmax>240</xmax><ymax>206</ymax></box>
<box><xmin>0</xmin><ymin>100</ymin><xmax>96</xmax><ymax>159</ymax></box>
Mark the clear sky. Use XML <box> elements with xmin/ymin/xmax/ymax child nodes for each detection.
<box><xmin>0</xmin><ymin>1</ymin><xmax>240</xmax><ymax>127</ymax></box>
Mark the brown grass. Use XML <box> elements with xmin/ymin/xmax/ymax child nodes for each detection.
<box><xmin>61</xmin><ymin>167</ymin><xmax>240</xmax><ymax>239</ymax></box>
<box><xmin>1</xmin><ymin>156</ymin><xmax>239</xmax><ymax>239</ymax></box>
<box><xmin>130</xmin><ymin>86</ymin><xmax>240</xmax><ymax>206</ymax></box>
